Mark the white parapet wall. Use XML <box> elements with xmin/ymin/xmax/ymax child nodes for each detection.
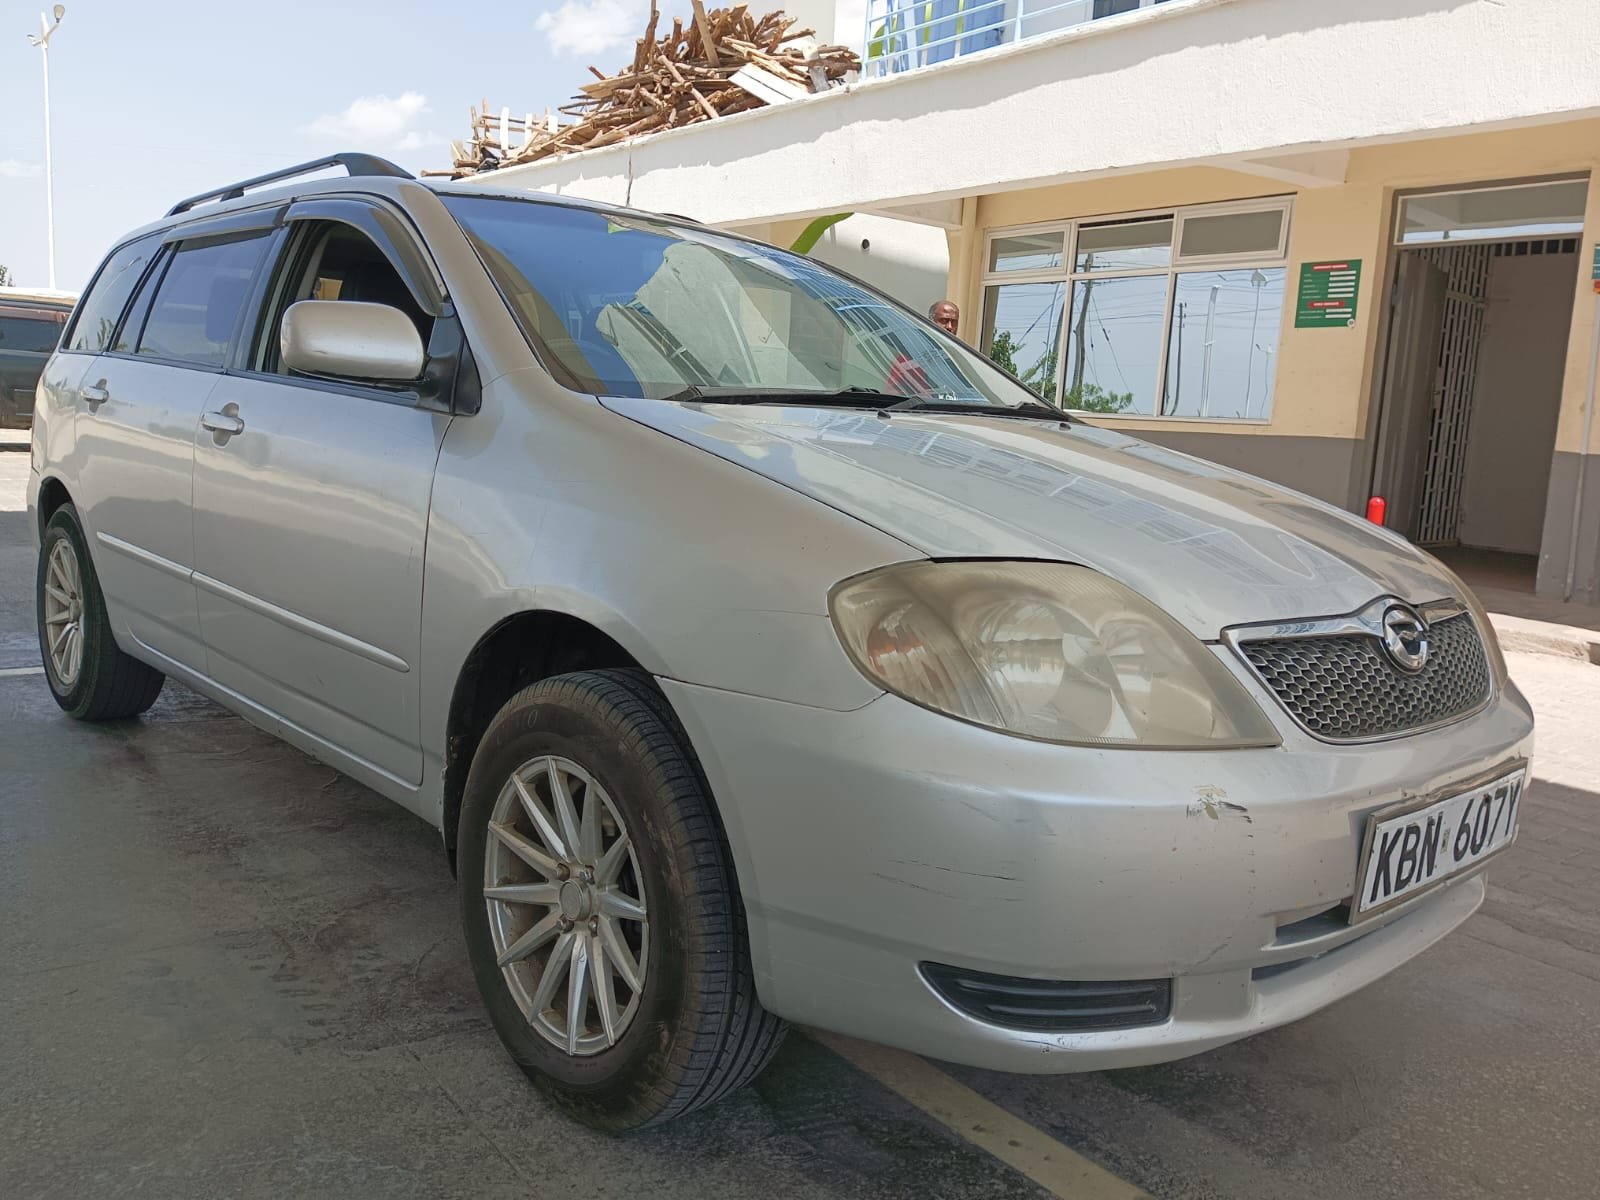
<box><xmin>465</xmin><ymin>0</ymin><xmax>1600</xmax><ymax>227</ymax></box>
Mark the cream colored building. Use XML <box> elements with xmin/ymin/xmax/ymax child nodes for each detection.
<box><xmin>471</xmin><ymin>0</ymin><xmax>1600</xmax><ymax>603</ymax></box>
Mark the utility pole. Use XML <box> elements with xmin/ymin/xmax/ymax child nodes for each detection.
<box><xmin>27</xmin><ymin>6</ymin><xmax>66</xmax><ymax>290</ymax></box>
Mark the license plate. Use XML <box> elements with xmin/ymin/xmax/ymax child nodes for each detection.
<box><xmin>1353</xmin><ymin>767</ymin><xmax>1526</xmax><ymax>921</ymax></box>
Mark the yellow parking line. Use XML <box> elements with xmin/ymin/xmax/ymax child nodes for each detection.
<box><xmin>0</xmin><ymin>666</ymin><xmax>44</xmax><ymax>677</ymax></box>
<box><xmin>809</xmin><ymin>1030</ymin><xmax>1149</xmax><ymax>1200</ymax></box>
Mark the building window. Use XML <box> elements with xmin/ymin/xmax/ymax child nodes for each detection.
<box><xmin>980</xmin><ymin>198</ymin><xmax>1291</xmax><ymax>420</ymax></box>
<box><xmin>1395</xmin><ymin>179</ymin><xmax>1587</xmax><ymax>246</ymax></box>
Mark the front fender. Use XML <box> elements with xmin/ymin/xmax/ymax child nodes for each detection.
<box><xmin>417</xmin><ymin>374</ymin><xmax>908</xmax><ymax>782</ymax></box>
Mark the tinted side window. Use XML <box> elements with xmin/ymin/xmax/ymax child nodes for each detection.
<box><xmin>137</xmin><ymin>235</ymin><xmax>269</xmax><ymax>368</ymax></box>
<box><xmin>113</xmin><ymin>253</ymin><xmax>170</xmax><ymax>354</ymax></box>
<box><xmin>66</xmin><ymin>235</ymin><xmax>162</xmax><ymax>353</ymax></box>
<box><xmin>0</xmin><ymin>312</ymin><xmax>67</xmax><ymax>354</ymax></box>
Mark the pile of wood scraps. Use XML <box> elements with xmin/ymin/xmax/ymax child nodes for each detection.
<box><xmin>430</xmin><ymin>2</ymin><xmax>858</xmax><ymax>177</ymax></box>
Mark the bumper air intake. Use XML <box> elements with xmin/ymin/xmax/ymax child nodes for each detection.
<box><xmin>920</xmin><ymin>963</ymin><xmax>1172</xmax><ymax>1032</ymax></box>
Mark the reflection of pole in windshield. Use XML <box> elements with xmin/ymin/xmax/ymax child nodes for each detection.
<box><xmin>1199</xmin><ymin>283</ymin><xmax>1220</xmax><ymax>417</ymax></box>
<box><xmin>1253</xmin><ymin>343</ymin><xmax>1275</xmax><ymax>419</ymax></box>
<box><xmin>1167</xmin><ymin>300</ymin><xmax>1184</xmax><ymax>417</ymax></box>
<box><xmin>1070</xmin><ymin>274</ymin><xmax>1093</xmax><ymax>400</ymax></box>
<box><xmin>1041</xmin><ymin>290</ymin><xmax>1062</xmax><ymax>404</ymax></box>
<box><xmin>1243</xmin><ymin>268</ymin><xmax>1268</xmax><ymax>416</ymax></box>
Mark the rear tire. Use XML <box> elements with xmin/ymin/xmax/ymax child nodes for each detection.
<box><xmin>458</xmin><ymin>668</ymin><xmax>786</xmax><ymax>1131</ymax></box>
<box><xmin>36</xmin><ymin>503</ymin><xmax>165</xmax><ymax>720</ymax></box>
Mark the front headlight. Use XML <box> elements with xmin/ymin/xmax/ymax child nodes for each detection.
<box><xmin>829</xmin><ymin>561</ymin><xmax>1280</xmax><ymax>749</ymax></box>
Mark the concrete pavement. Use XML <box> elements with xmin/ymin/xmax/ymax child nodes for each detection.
<box><xmin>3</xmin><ymin>429</ymin><xmax>1599</xmax><ymax>1198</ymax></box>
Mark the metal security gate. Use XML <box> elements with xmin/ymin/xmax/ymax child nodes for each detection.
<box><xmin>1382</xmin><ymin>179</ymin><xmax>1589</xmax><ymax>547</ymax></box>
<box><xmin>1412</xmin><ymin>244</ymin><xmax>1491</xmax><ymax>545</ymax></box>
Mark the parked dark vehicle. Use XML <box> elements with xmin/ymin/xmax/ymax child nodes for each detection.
<box><xmin>0</xmin><ymin>288</ymin><xmax>76</xmax><ymax>429</ymax></box>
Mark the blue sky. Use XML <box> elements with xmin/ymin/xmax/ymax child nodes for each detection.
<box><xmin>0</xmin><ymin>0</ymin><xmax>688</xmax><ymax>290</ymax></box>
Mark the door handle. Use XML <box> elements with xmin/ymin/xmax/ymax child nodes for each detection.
<box><xmin>200</xmin><ymin>409</ymin><xmax>245</xmax><ymax>438</ymax></box>
<box><xmin>81</xmin><ymin>380</ymin><xmax>109</xmax><ymax>411</ymax></box>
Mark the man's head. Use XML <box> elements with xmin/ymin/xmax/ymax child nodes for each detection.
<box><xmin>928</xmin><ymin>300</ymin><xmax>960</xmax><ymax>335</ymax></box>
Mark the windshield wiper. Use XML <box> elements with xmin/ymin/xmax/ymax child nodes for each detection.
<box><xmin>885</xmin><ymin>397</ymin><xmax>1068</xmax><ymax>421</ymax></box>
<box><xmin>659</xmin><ymin>386</ymin><xmax>1068</xmax><ymax>421</ymax></box>
<box><xmin>659</xmin><ymin>385</ymin><xmax>909</xmax><ymax>408</ymax></box>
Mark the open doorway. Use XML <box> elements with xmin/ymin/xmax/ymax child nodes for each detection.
<box><xmin>1371</xmin><ymin>178</ymin><xmax>1588</xmax><ymax>590</ymax></box>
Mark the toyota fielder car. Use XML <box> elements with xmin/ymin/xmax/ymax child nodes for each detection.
<box><xmin>27</xmin><ymin>155</ymin><xmax>1533</xmax><ymax>1131</ymax></box>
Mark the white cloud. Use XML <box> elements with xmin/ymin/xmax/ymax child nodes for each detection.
<box><xmin>535</xmin><ymin>0</ymin><xmax>639</xmax><ymax>57</ymax></box>
<box><xmin>304</xmin><ymin>92</ymin><xmax>439</xmax><ymax>150</ymax></box>
<box><xmin>0</xmin><ymin>160</ymin><xmax>43</xmax><ymax>180</ymax></box>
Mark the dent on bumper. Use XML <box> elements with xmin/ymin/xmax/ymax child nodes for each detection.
<box><xmin>661</xmin><ymin>676</ymin><xmax>1533</xmax><ymax>1072</ymax></box>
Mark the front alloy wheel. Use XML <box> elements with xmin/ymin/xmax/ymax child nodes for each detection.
<box><xmin>484</xmin><ymin>756</ymin><xmax>649</xmax><ymax>1056</ymax></box>
<box><xmin>458</xmin><ymin>669</ymin><xmax>786</xmax><ymax>1130</ymax></box>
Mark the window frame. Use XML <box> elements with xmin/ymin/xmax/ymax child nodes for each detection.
<box><xmin>277</xmin><ymin>196</ymin><xmax>447</xmax><ymax>318</ymax></box>
<box><xmin>979</xmin><ymin>196</ymin><xmax>1293</xmax><ymax>422</ymax></box>
<box><xmin>231</xmin><ymin>199</ymin><xmax>462</xmax><ymax>412</ymax></box>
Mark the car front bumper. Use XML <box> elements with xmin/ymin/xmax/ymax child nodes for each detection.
<box><xmin>660</xmin><ymin>674</ymin><xmax>1535</xmax><ymax>1073</ymax></box>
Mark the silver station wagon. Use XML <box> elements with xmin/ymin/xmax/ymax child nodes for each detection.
<box><xmin>29</xmin><ymin>155</ymin><xmax>1533</xmax><ymax>1130</ymax></box>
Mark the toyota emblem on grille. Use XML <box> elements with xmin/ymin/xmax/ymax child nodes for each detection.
<box><xmin>1380</xmin><ymin>604</ymin><xmax>1430</xmax><ymax>673</ymax></box>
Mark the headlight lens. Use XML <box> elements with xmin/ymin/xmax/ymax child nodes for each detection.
<box><xmin>830</xmin><ymin>561</ymin><xmax>1279</xmax><ymax>749</ymax></box>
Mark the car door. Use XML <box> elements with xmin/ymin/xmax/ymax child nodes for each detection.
<box><xmin>67</xmin><ymin>226</ymin><xmax>273</xmax><ymax>671</ymax></box>
<box><xmin>190</xmin><ymin>202</ymin><xmax>452</xmax><ymax>787</ymax></box>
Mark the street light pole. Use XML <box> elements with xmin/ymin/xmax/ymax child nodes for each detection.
<box><xmin>27</xmin><ymin>6</ymin><xmax>66</xmax><ymax>290</ymax></box>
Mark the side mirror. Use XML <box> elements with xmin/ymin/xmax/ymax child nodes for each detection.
<box><xmin>280</xmin><ymin>300</ymin><xmax>425</xmax><ymax>383</ymax></box>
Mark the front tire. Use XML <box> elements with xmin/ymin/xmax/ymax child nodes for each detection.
<box><xmin>36</xmin><ymin>504</ymin><xmax>164</xmax><ymax>720</ymax></box>
<box><xmin>458</xmin><ymin>669</ymin><xmax>786</xmax><ymax>1131</ymax></box>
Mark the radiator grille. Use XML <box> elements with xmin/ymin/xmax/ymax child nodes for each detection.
<box><xmin>1238</xmin><ymin>612</ymin><xmax>1490</xmax><ymax>742</ymax></box>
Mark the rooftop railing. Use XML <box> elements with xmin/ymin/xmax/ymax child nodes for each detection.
<box><xmin>861</xmin><ymin>0</ymin><xmax>1176</xmax><ymax>79</ymax></box>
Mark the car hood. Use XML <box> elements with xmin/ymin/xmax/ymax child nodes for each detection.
<box><xmin>600</xmin><ymin>397</ymin><xmax>1457</xmax><ymax>638</ymax></box>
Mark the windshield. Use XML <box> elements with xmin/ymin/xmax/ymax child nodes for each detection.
<box><xmin>441</xmin><ymin>194</ymin><xmax>1052</xmax><ymax>410</ymax></box>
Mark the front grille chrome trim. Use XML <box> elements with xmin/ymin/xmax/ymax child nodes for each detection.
<box><xmin>1223</xmin><ymin>595</ymin><xmax>1492</xmax><ymax>744</ymax></box>
<box><xmin>1223</xmin><ymin>595</ymin><xmax>1466</xmax><ymax>646</ymax></box>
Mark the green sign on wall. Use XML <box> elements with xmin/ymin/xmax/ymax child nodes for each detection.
<box><xmin>1295</xmin><ymin>259</ymin><xmax>1362</xmax><ymax>329</ymax></box>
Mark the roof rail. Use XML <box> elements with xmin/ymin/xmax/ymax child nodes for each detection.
<box><xmin>166</xmin><ymin>153</ymin><xmax>413</xmax><ymax>217</ymax></box>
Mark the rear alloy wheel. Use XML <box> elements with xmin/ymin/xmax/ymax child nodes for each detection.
<box><xmin>42</xmin><ymin>537</ymin><xmax>86</xmax><ymax>688</ymax></box>
<box><xmin>458</xmin><ymin>669</ymin><xmax>786</xmax><ymax>1131</ymax></box>
<box><xmin>36</xmin><ymin>504</ymin><xmax>165</xmax><ymax>720</ymax></box>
